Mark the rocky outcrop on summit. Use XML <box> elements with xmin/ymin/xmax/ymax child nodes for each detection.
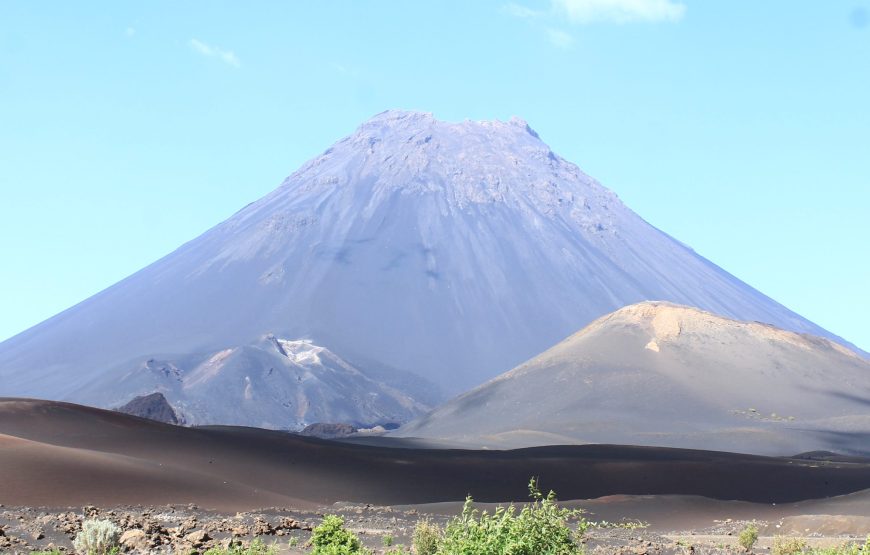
<box><xmin>0</xmin><ymin>111</ymin><xmax>860</xmax><ymax>418</ymax></box>
<box><xmin>116</xmin><ymin>392</ymin><xmax>179</xmax><ymax>425</ymax></box>
<box><xmin>395</xmin><ymin>302</ymin><xmax>870</xmax><ymax>456</ymax></box>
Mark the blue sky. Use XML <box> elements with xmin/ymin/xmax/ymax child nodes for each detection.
<box><xmin>1</xmin><ymin>1</ymin><xmax>868</xmax><ymax>350</ymax></box>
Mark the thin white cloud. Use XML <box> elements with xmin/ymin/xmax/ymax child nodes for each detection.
<box><xmin>220</xmin><ymin>51</ymin><xmax>240</xmax><ymax>68</ymax></box>
<box><xmin>503</xmin><ymin>2</ymin><xmax>542</xmax><ymax>18</ymax></box>
<box><xmin>190</xmin><ymin>38</ymin><xmax>212</xmax><ymax>56</ymax></box>
<box><xmin>125</xmin><ymin>27</ymin><xmax>136</xmax><ymax>38</ymax></box>
<box><xmin>189</xmin><ymin>38</ymin><xmax>241</xmax><ymax>68</ymax></box>
<box><xmin>505</xmin><ymin>2</ymin><xmax>577</xmax><ymax>50</ymax></box>
<box><xmin>546</xmin><ymin>28</ymin><xmax>575</xmax><ymax>48</ymax></box>
<box><xmin>331</xmin><ymin>62</ymin><xmax>362</xmax><ymax>77</ymax></box>
<box><xmin>552</xmin><ymin>0</ymin><xmax>686</xmax><ymax>23</ymax></box>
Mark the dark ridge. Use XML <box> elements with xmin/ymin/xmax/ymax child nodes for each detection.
<box><xmin>299</xmin><ymin>422</ymin><xmax>357</xmax><ymax>439</ymax></box>
<box><xmin>116</xmin><ymin>392</ymin><xmax>179</xmax><ymax>425</ymax></box>
<box><xmin>2</xmin><ymin>398</ymin><xmax>870</xmax><ymax>511</ymax></box>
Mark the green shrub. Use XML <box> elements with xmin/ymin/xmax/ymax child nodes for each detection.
<box><xmin>383</xmin><ymin>534</ymin><xmax>394</xmax><ymax>547</ymax></box>
<box><xmin>739</xmin><ymin>523</ymin><xmax>759</xmax><ymax>551</ymax></box>
<box><xmin>804</xmin><ymin>536</ymin><xmax>870</xmax><ymax>555</ymax></box>
<box><xmin>413</xmin><ymin>518</ymin><xmax>443</xmax><ymax>555</ymax></box>
<box><xmin>437</xmin><ymin>477</ymin><xmax>587</xmax><ymax>555</ymax></box>
<box><xmin>309</xmin><ymin>514</ymin><xmax>370</xmax><ymax>555</ymax></box>
<box><xmin>203</xmin><ymin>538</ymin><xmax>277</xmax><ymax>555</ymax></box>
<box><xmin>773</xmin><ymin>536</ymin><xmax>808</xmax><ymax>555</ymax></box>
<box><xmin>73</xmin><ymin>518</ymin><xmax>121</xmax><ymax>555</ymax></box>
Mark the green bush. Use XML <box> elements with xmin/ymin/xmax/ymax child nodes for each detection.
<box><xmin>773</xmin><ymin>536</ymin><xmax>808</xmax><ymax>555</ymax></box>
<box><xmin>203</xmin><ymin>538</ymin><xmax>277</xmax><ymax>555</ymax></box>
<box><xmin>73</xmin><ymin>518</ymin><xmax>121</xmax><ymax>555</ymax></box>
<box><xmin>309</xmin><ymin>514</ymin><xmax>370</xmax><ymax>555</ymax></box>
<box><xmin>804</xmin><ymin>536</ymin><xmax>870</xmax><ymax>555</ymax></box>
<box><xmin>437</xmin><ymin>478</ymin><xmax>587</xmax><ymax>555</ymax></box>
<box><xmin>413</xmin><ymin>518</ymin><xmax>443</xmax><ymax>555</ymax></box>
<box><xmin>739</xmin><ymin>523</ymin><xmax>759</xmax><ymax>551</ymax></box>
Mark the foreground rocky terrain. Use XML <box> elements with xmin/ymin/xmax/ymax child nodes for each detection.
<box><xmin>1</xmin><ymin>399</ymin><xmax>868</xmax><ymax>553</ymax></box>
<box><xmin>1</xmin><ymin>501</ymin><xmax>868</xmax><ymax>554</ymax></box>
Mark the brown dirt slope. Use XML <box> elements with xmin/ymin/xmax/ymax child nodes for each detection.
<box><xmin>2</xmin><ymin>398</ymin><xmax>870</xmax><ymax>512</ymax></box>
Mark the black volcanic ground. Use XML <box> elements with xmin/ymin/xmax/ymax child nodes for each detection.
<box><xmin>1</xmin><ymin>399</ymin><xmax>870</xmax><ymax>513</ymax></box>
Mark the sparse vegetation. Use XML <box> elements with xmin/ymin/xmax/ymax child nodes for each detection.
<box><xmin>309</xmin><ymin>514</ymin><xmax>371</xmax><ymax>554</ymax></box>
<box><xmin>773</xmin><ymin>536</ymin><xmax>808</xmax><ymax>555</ymax></box>
<box><xmin>769</xmin><ymin>533</ymin><xmax>870</xmax><ymax>554</ymax></box>
<box><xmin>73</xmin><ymin>518</ymin><xmax>121</xmax><ymax>555</ymax></box>
<box><xmin>589</xmin><ymin>518</ymin><xmax>648</xmax><ymax>530</ymax></box>
<box><xmin>413</xmin><ymin>518</ymin><xmax>443</xmax><ymax>555</ymax></box>
<box><xmin>16</xmin><ymin>506</ymin><xmax>870</xmax><ymax>555</ymax></box>
<box><xmin>802</xmin><ymin>536</ymin><xmax>870</xmax><ymax>555</ymax></box>
<box><xmin>434</xmin><ymin>477</ymin><xmax>587</xmax><ymax>554</ymax></box>
<box><xmin>739</xmin><ymin>523</ymin><xmax>759</xmax><ymax>551</ymax></box>
<box><xmin>203</xmin><ymin>539</ymin><xmax>277</xmax><ymax>555</ymax></box>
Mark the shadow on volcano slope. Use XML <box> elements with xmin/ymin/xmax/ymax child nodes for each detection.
<box><xmin>1</xmin><ymin>399</ymin><xmax>870</xmax><ymax>512</ymax></box>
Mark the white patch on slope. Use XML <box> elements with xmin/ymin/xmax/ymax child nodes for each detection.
<box><xmin>276</xmin><ymin>339</ymin><xmax>324</xmax><ymax>366</ymax></box>
<box><xmin>183</xmin><ymin>349</ymin><xmax>236</xmax><ymax>389</ymax></box>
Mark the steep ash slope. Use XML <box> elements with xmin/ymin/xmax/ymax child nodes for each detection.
<box><xmin>396</xmin><ymin>302</ymin><xmax>870</xmax><ymax>456</ymax></box>
<box><xmin>0</xmin><ymin>111</ymin><xmax>858</xmax><ymax>414</ymax></box>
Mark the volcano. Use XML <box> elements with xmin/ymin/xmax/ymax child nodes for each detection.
<box><xmin>395</xmin><ymin>302</ymin><xmax>870</xmax><ymax>456</ymax></box>
<box><xmin>0</xmin><ymin>110</ymin><xmax>858</xmax><ymax>426</ymax></box>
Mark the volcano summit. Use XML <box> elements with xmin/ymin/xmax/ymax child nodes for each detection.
<box><xmin>0</xmin><ymin>110</ymin><xmax>856</xmax><ymax>427</ymax></box>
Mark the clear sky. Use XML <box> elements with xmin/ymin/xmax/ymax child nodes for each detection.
<box><xmin>1</xmin><ymin>1</ymin><xmax>868</xmax><ymax>351</ymax></box>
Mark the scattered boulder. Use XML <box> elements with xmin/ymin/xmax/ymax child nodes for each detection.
<box><xmin>278</xmin><ymin>517</ymin><xmax>305</xmax><ymax>531</ymax></box>
<box><xmin>184</xmin><ymin>529</ymin><xmax>210</xmax><ymax>547</ymax></box>
<box><xmin>252</xmin><ymin>517</ymin><xmax>277</xmax><ymax>536</ymax></box>
<box><xmin>230</xmin><ymin>525</ymin><xmax>249</xmax><ymax>537</ymax></box>
<box><xmin>119</xmin><ymin>529</ymin><xmax>149</xmax><ymax>552</ymax></box>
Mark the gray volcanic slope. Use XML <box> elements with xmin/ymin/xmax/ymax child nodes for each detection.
<box><xmin>395</xmin><ymin>302</ymin><xmax>870</xmax><ymax>456</ymax></box>
<box><xmin>0</xmin><ymin>111</ymin><xmax>860</xmax><ymax>420</ymax></box>
<box><xmin>71</xmin><ymin>335</ymin><xmax>435</xmax><ymax>429</ymax></box>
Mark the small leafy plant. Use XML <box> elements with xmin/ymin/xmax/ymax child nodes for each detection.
<box><xmin>437</xmin><ymin>477</ymin><xmax>587</xmax><ymax>555</ymax></box>
<box><xmin>739</xmin><ymin>523</ymin><xmax>759</xmax><ymax>551</ymax></box>
<box><xmin>804</xmin><ymin>536</ymin><xmax>870</xmax><ymax>555</ymax></box>
<box><xmin>203</xmin><ymin>538</ymin><xmax>277</xmax><ymax>555</ymax></box>
<box><xmin>412</xmin><ymin>518</ymin><xmax>443</xmax><ymax>555</ymax></box>
<box><xmin>773</xmin><ymin>536</ymin><xmax>808</xmax><ymax>555</ymax></box>
<box><xmin>203</xmin><ymin>539</ymin><xmax>277</xmax><ymax>555</ymax></box>
<box><xmin>73</xmin><ymin>518</ymin><xmax>121</xmax><ymax>555</ymax></box>
<box><xmin>309</xmin><ymin>514</ymin><xmax>370</xmax><ymax>555</ymax></box>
